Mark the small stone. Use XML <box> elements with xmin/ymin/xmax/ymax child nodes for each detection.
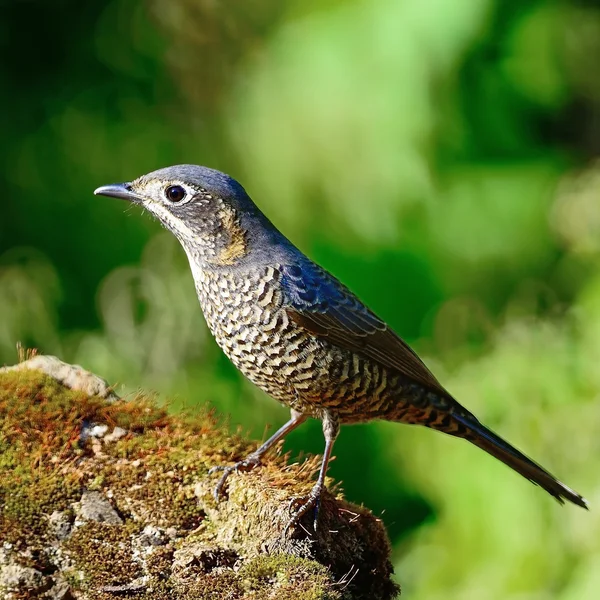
<box><xmin>48</xmin><ymin>511</ymin><xmax>73</xmax><ymax>540</ymax></box>
<box><xmin>172</xmin><ymin>543</ymin><xmax>238</xmax><ymax>575</ymax></box>
<box><xmin>77</xmin><ymin>491</ymin><xmax>123</xmax><ymax>525</ymax></box>
<box><xmin>104</xmin><ymin>426</ymin><xmax>127</xmax><ymax>442</ymax></box>
<box><xmin>0</xmin><ymin>355</ymin><xmax>120</xmax><ymax>401</ymax></box>
<box><xmin>90</xmin><ymin>424</ymin><xmax>109</xmax><ymax>438</ymax></box>
<box><xmin>100</xmin><ymin>577</ymin><xmax>148</xmax><ymax>594</ymax></box>
<box><xmin>138</xmin><ymin>526</ymin><xmax>168</xmax><ymax>547</ymax></box>
<box><xmin>0</xmin><ymin>564</ymin><xmax>45</xmax><ymax>593</ymax></box>
<box><xmin>47</xmin><ymin>579</ymin><xmax>74</xmax><ymax>600</ymax></box>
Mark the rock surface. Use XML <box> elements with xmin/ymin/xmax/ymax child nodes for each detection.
<box><xmin>0</xmin><ymin>356</ymin><xmax>399</xmax><ymax>599</ymax></box>
<box><xmin>0</xmin><ymin>354</ymin><xmax>119</xmax><ymax>401</ymax></box>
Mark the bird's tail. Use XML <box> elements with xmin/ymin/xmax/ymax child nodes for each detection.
<box><xmin>449</xmin><ymin>410</ymin><xmax>588</xmax><ymax>509</ymax></box>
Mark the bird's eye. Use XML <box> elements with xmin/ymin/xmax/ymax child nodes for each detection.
<box><xmin>165</xmin><ymin>185</ymin><xmax>186</xmax><ymax>203</ymax></box>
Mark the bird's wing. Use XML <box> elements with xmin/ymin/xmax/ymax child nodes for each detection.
<box><xmin>279</xmin><ymin>263</ymin><xmax>449</xmax><ymax>397</ymax></box>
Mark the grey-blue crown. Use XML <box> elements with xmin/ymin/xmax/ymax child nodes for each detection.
<box><xmin>143</xmin><ymin>164</ymin><xmax>249</xmax><ymax>201</ymax></box>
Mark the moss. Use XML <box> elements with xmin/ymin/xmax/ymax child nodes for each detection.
<box><xmin>0</xmin><ymin>368</ymin><xmax>216</xmax><ymax>545</ymax></box>
<box><xmin>65</xmin><ymin>522</ymin><xmax>143</xmax><ymax>588</ymax></box>
<box><xmin>0</xmin><ymin>469</ymin><xmax>80</xmax><ymax>547</ymax></box>
<box><xmin>0</xmin><ymin>361</ymin><xmax>398</xmax><ymax>599</ymax></box>
<box><xmin>168</xmin><ymin>554</ymin><xmax>340</xmax><ymax>600</ymax></box>
<box><xmin>239</xmin><ymin>554</ymin><xmax>341</xmax><ymax>600</ymax></box>
<box><xmin>145</xmin><ymin>546</ymin><xmax>175</xmax><ymax>581</ymax></box>
<box><xmin>174</xmin><ymin>570</ymin><xmax>243</xmax><ymax>600</ymax></box>
<box><xmin>0</xmin><ymin>371</ymin><xmax>87</xmax><ymax>549</ymax></box>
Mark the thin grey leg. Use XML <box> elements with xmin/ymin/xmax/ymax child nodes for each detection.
<box><xmin>285</xmin><ymin>411</ymin><xmax>340</xmax><ymax>534</ymax></box>
<box><xmin>211</xmin><ymin>409</ymin><xmax>307</xmax><ymax>500</ymax></box>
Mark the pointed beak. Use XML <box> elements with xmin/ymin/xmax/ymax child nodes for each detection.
<box><xmin>93</xmin><ymin>182</ymin><xmax>141</xmax><ymax>203</ymax></box>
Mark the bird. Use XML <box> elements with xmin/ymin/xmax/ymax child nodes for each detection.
<box><xmin>94</xmin><ymin>164</ymin><xmax>588</xmax><ymax>532</ymax></box>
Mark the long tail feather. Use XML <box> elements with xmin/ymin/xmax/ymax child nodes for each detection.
<box><xmin>451</xmin><ymin>411</ymin><xmax>588</xmax><ymax>509</ymax></box>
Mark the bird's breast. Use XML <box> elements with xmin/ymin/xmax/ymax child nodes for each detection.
<box><xmin>191</xmin><ymin>266</ymin><xmax>301</xmax><ymax>401</ymax></box>
<box><xmin>193</xmin><ymin>265</ymin><xmax>283</xmax><ymax>338</ymax></box>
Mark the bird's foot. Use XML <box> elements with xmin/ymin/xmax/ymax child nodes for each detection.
<box><xmin>283</xmin><ymin>482</ymin><xmax>324</xmax><ymax>537</ymax></box>
<box><xmin>209</xmin><ymin>454</ymin><xmax>262</xmax><ymax>501</ymax></box>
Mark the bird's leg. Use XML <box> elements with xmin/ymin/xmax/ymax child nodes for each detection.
<box><xmin>284</xmin><ymin>411</ymin><xmax>339</xmax><ymax>535</ymax></box>
<box><xmin>210</xmin><ymin>409</ymin><xmax>307</xmax><ymax>501</ymax></box>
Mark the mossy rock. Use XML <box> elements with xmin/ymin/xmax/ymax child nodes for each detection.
<box><xmin>0</xmin><ymin>355</ymin><xmax>399</xmax><ymax>599</ymax></box>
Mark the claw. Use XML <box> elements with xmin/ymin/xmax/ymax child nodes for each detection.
<box><xmin>209</xmin><ymin>454</ymin><xmax>261</xmax><ymax>501</ymax></box>
<box><xmin>283</xmin><ymin>483</ymin><xmax>323</xmax><ymax>536</ymax></box>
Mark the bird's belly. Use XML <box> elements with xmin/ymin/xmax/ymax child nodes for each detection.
<box><xmin>214</xmin><ymin>316</ymin><xmax>407</xmax><ymax>420</ymax></box>
<box><xmin>298</xmin><ymin>344</ymin><xmax>409</xmax><ymax>421</ymax></box>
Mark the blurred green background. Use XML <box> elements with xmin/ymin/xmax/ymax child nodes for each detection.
<box><xmin>2</xmin><ymin>0</ymin><xmax>600</xmax><ymax>596</ymax></box>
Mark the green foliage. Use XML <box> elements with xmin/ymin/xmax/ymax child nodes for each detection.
<box><xmin>2</xmin><ymin>0</ymin><xmax>600</xmax><ymax>597</ymax></box>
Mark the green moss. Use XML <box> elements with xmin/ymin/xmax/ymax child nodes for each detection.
<box><xmin>145</xmin><ymin>546</ymin><xmax>175</xmax><ymax>581</ymax></box>
<box><xmin>239</xmin><ymin>554</ymin><xmax>341</xmax><ymax>600</ymax></box>
<box><xmin>0</xmin><ymin>364</ymin><xmax>398</xmax><ymax>599</ymax></box>
<box><xmin>0</xmin><ymin>469</ymin><xmax>80</xmax><ymax>547</ymax></box>
<box><xmin>166</xmin><ymin>554</ymin><xmax>340</xmax><ymax>600</ymax></box>
<box><xmin>0</xmin><ymin>371</ymin><xmax>87</xmax><ymax>548</ymax></box>
<box><xmin>0</xmin><ymin>368</ymin><xmax>220</xmax><ymax>546</ymax></box>
<box><xmin>65</xmin><ymin>522</ymin><xmax>143</xmax><ymax>588</ymax></box>
<box><xmin>176</xmin><ymin>571</ymin><xmax>243</xmax><ymax>600</ymax></box>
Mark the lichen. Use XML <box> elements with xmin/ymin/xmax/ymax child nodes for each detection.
<box><xmin>0</xmin><ymin>358</ymin><xmax>399</xmax><ymax>599</ymax></box>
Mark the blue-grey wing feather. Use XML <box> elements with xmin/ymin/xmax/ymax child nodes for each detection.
<box><xmin>280</xmin><ymin>262</ymin><xmax>449</xmax><ymax>396</ymax></box>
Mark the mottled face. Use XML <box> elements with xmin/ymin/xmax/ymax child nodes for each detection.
<box><xmin>95</xmin><ymin>165</ymin><xmax>249</xmax><ymax>266</ymax></box>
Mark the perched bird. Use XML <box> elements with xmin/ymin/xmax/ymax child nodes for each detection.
<box><xmin>95</xmin><ymin>165</ymin><xmax>587</xmax><ymax>531</ymax></box>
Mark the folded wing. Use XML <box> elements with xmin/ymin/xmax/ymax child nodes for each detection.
<box><xmin>280</xmin><ymin>262</ymin><xmax>449</xmax><ymax>397</ymax></box>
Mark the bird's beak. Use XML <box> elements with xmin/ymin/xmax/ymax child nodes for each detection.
<box><xmin>93</xmin><ymin>182</ymin><xmax>141</xmax><ymax>203</ymax></box>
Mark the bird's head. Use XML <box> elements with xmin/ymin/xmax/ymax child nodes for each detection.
<box><xmin>95</xmin><ymin>165</ymin><xmax>261</xmax><ymax>267</ymax></box>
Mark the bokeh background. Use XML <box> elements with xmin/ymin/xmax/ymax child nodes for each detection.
<box><xmin>2</xmin><ymin>0</ymin><xmax>600</xmax><ymax>596</ymax></box>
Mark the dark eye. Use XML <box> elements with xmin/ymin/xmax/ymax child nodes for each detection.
<box><xmin>165</xmin><ymin>185</ymin><xmax>186</xmax><ymax>203</ymax></box>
